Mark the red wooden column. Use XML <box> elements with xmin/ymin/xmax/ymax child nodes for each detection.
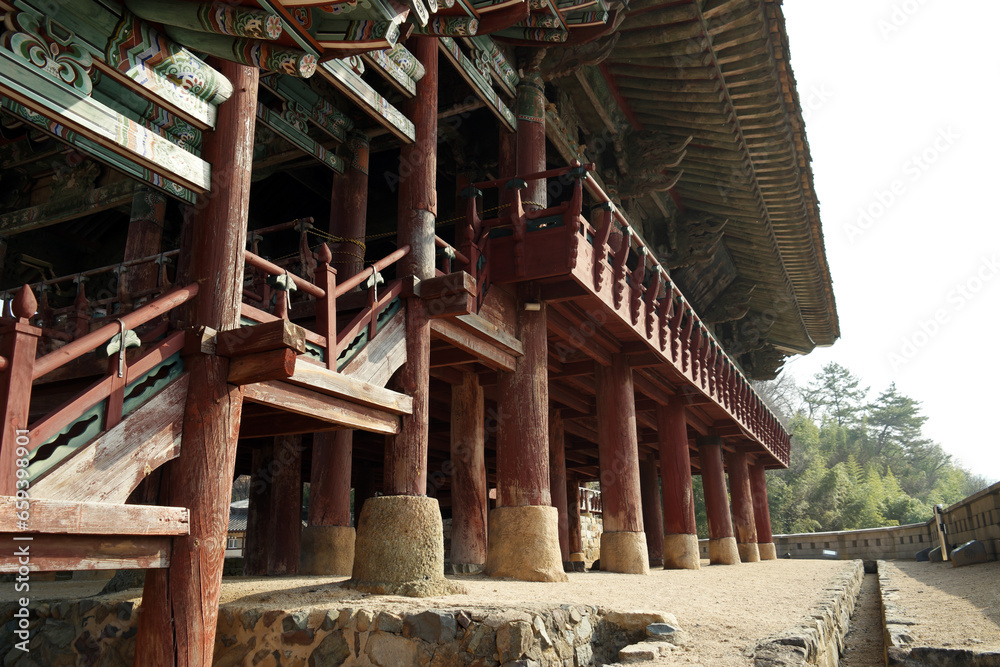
<box><xmin>595</xmin><ymin>353</ymin><xmax>648</xmax><ymax>574</ymax></box>
<box><xmin>268</xmin><ymin>434</ymin><xmax>303</xmax><ymax>573</ymax></box>
<box><xmin>0</xmin><ymin>287</ymin><xmax>40</xmax><ymax>496</ymax></box>
<box><xmin>486</xmin><ymin>286</ymin><xmax>566</xmax><ymax>581</ymax></box>
<box><xmin>351</xmin><ymin>37</ymin><xmax>457</xmax><ymax>595</ymax></box>
<box><xmin>449</xmin><ymin>371</ymin><xmax>487</xmax><ymax>572</ymax></box>
<box><xmin>749</xmin><ymin>461</ymin><xmax>777</xmax><ymax>560</ymax></box>
<box><xmin>549</xmin><ymin>408</ymin><xmax>571</xmax><ymax>566</ymax></box>
<box><xmin>243</xmin><ymin>441</ymin><xmax>274</xmax><ymax>576</ymax></box>
<box><xmin>566</xmin><ymin>474</ymin><xmax>584</xmax><ymax>567</ymax></box>
<box><xmin>135</xmin><ymin>59</ymin><xmax>256</xmax><ymax>666</ymax></box>
<box><xmin>697</xmin><ymin>436</ymin><xmax>740</xmax><ymax>565</ymax></box>
<box><xmin>516</xmin><ymin>71</ymin><xmax>546</xmax><ymax>210</ymax></box>
<box><xmin>725</xmin><ymin>448</ymin><xmax>759</xmax><ymax>563</ymax></box>
<box><xmin>657</xmin><ymin>403</ymin><xmax>699</xmax><ymax>569</ymax></box>
<box><xmin>120</xmin><ymin>186</ymin><xmax>166</xmax><ymax>304</ymax></box>
<box><xmin>301</xmin><ymin>134</ymin><xmax>370</xmax><ymax>575</ymax></box>
<box><xmin>639</xmin><ymin>453</ymin><xmax>664</xmax><ymax>568</ymax></box>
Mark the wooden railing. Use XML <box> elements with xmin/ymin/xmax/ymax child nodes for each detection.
<box><xmin>579</xmin><ymin>487</ymin><xmax>602</xmax><ymax>514</ymax></box>
<box><xmin>241</xmin><ymin>242</ymin><xmax>410</xmax><ymax>371</ymax></box>
<box><xmin>464</xmin><ymin>161</ymin><xmax>790</xmax><ymax>465</ymax></box>
<box><xmin>0</xmin><ymin>284</ymin><xmax>198</xmax><ymax>494</ymax></box>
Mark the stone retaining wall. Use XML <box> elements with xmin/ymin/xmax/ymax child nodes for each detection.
<box><xmin>767</xmin><ymin>480</ymin><xmax>1000</xmax><ymax>563</ymax></box>
<box><xmin>752</xmin><ymin>560</ymin><xmax>864</xmax><ymax>666</ymax></box>
<box><xmin>1</xmin><ymin>594</ymin><xmax>674</xmax><ymax>666</ymax></box>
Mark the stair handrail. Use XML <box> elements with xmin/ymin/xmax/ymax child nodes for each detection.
<box><xmin>31</xmin><ymin>283</ymin><xmax>200</xmax><ymax>381</ymax></box>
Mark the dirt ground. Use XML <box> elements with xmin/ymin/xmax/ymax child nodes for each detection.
<box><xmin>883</xmin><ymin>559</ymin><xmax>1000</xmax><ymax>652</ymax></box>
<box><xmin>9</xmin><ymin>559</ymin><xmax>856</xmax><ymax>666</ymax></box>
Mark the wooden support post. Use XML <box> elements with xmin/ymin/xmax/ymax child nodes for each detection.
<box><xmin>121</xmin><ymin>186</ymin><xmax>166</xmax><ymax>304</ymax></box>
<box><xmin>724</xmin><ymin>448</ymin><xmax>759</xmax><ymax>563</ymax></box>
<box><xmin>351</xmin><ymin>37</ymin><xmax>457</xmax><ymax>596</ymax></box>
<box><xmin>749</xmin><ymin>461</ymin><xmax>776</xmax><ymax>560</ymax></box>
<box><xmin>354</xmin><ymin>462</ymin><xmax>377</xmax><ymax>528</ymax></box>
<box><xmin>657</xmin><ymin>402</ymin><xmax>699</xmax><ymax>569</ymax></box>
<box><xmin>449</xmin><ymin>371</ymin><xmax>487</xmax><ymax>571</ymax></box>
<box><xmin>301</xmin><ymin>131</ymin><xmax>369</xmax><ymax>576</ymax></box>
<box><xmin>566</xmin><ymin>474</ymin><xmax>584</xmax><ymax>565</ymax></box>
<box><xmin>243</xmin><ymin>441</ymin><xmax>274</xmax><ymax>576</ymax></box>
<box><xmin>596</xmin><ymin>353</ymin><xmax>648</xmax><ymax>574</ymax></box>
<box><xmin>698</xmin><ymin>435</ymin><xmax>739</xmax><ymax>565</ymax></box>
<box><xmin>0</xmin><ymin>287</ymin><xmax>40</xmax><ymax>496</ymax></box>
<box><xmin>515</xmin><ymin>71</ymin><xmax>546</xmax><ymax>210</ymax></box>
<box><xmin>135</xmin><ymin>60</ymin><xmax>257</xmax><ymax>667</ymax></box>
<box><xmin>486</xmin><ymin>286</ymin><xmax>566</xmax><ymax>582</ymax></box>
<box><xmin>639</xmin><ymin>453</ymin><xmax>664</xmax><ymax>567</ymax></box>
<box><xmin>329</xmin><ymin>131</ymin><xmax>370</xmax><ymax>279</ymax></box>
<box><xmin>549</xmin><ymin>408</ymin><xmax>570</xmax><ymax>566</ymax></box>
<box><xmin>268</xmin><ymin>434</ymin><xmax>303</xmax><ymax>574</ymax></box>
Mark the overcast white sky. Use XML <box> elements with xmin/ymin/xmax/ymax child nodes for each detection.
<box><xmin>778</xmin><ymin>2</ymin><xmax>1000</xmax><ymax>482</ymax></box>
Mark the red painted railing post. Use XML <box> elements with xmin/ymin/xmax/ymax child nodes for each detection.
<box><xmin>314</xmin><ymin>244</ymin><xmax>338</xmax><ymax>370</ymax></box>
<box><xmin>0</xmin><ymin>286</ymin><xmax>41</xmax><ymax>496</ymax></box>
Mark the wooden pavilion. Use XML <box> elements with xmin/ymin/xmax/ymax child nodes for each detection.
<box><xmin>0</xmin><ymin>0</ymin><xmax>838</xmax><ymax>662</ymax></box>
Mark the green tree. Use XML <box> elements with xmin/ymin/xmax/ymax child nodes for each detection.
<box><xmin>800</xmin><ymin>363</ymin><xmax>868</xmax><ymax>426</ymax></box>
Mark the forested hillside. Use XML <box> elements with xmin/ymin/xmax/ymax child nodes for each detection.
<box><xmin>694</xmin><ymin>363</ymin><xmax>990</xmax><ymax>536</ymax></box>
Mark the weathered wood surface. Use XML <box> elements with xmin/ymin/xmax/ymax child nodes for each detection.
<box><xmin>242</xmin><ymin>381</ymin><xmax>400</xmax><ymax>435</ymax></box>
<box><xmin>698</xmin><ymin>436</ymin><xmax>734</xmax><ymax>541</ymax></box>
<box><xmin>639</xmin><ymin>453</ymin><xmax>664</xmax><ymax>563</ymax></box>
<box><xmin>339</xmin><ymin>303</ymin><xmax>407</xmax><ymax>387</ymax></box>
<box><xmin>0</xmin><ymin>534</ymin><xmax>172</xmax><ymax>573</ymax></box>
<box><xmin>595</xmin><ymin>353</ymin><xmax>643</xmax><ymax>533</ymax></box>
<box><xmin>384</xmin><ymin>36</ymin><xmax>438</xmax><ymax>497</ymax></box>
<box><xmin>0</xmin><ymin>179</ymin><xmax>136</xmax><ymax>236</ymax></box>
<box><xmin>0</xmin><ymin>302</ymin><xmax>40</xmax><ymax>496</ymax></box>
<box><xmin>430</xmin><ymin>318</ymin><xmax>516</xmax><ymax>371</ymax></box>
<box><xmin>268</xmin><ymin>434</ymin><xmax>302</xmax><ymax>575</ymax></box>
<box><xmin>135</xmin><ymin>59</ymin><xmax>256</xmax><ymax>667</ymax></box>
<box><xmin>725</xmin><ymin>448</ymin><xmax>757</xmax><ymax>547</ymax></box>
<box><xmin>657</xmin><ymin>403</ymin><xmax>697</xmax><ymax>536</ymax></box>
<box><xmin>567</xmin><ymin>475</ymin><xmax>583</xmax><ymax>554</ymax></box>
<box><xmin>243</xmin><ymin>440</ymin><xmax>273</xmax><ymax>576</ymax></box>
<box><xmin>450</xmin><ymin>371</ymin><xmax>487</xmax><ymax>565</ymax></box>
<box><xmin>0</xmin><ymin>497</ymin><xmax>188</xmax><ymax>535</ymax></box>
<box><xmin>227</xmin><ymin>348</ymin><xmax>298</xmax><ymax>385</ymax></box>
<box><xmin>309</xmin><ymin>430</ymin><xmax>352</xmax><ymax>527</ymax></box>
<box><xmin>283</xmin><ymin>358</ymin><xmax>413</xmax><ymax>414</ymax></box>
<box><xmin>496</xmin><ymin>288</ymin><xmax>550</xmax><ymax>507</ymax></box>
<box><xmin>30</xmin><ymin>375</ymin><xmax>188</xmax><ymax>504</ymax></box>
<box><xmin>749</xmin><ymin>461</ymin><xmax>773</xmax><ymax>544</ymax></box>
<box><xmin>549</xmin><ymin>409</ymin><xmax>570</xmax><ymax>561</ymax></box>
<box><xmin>216</xmin><ymin>319</ymin><xmax>307</xmax><ymax>358</ymax></box>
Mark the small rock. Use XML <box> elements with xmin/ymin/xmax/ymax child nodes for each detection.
<box><xmin>309</xmin><ymin>631</ymin><xmax>350</xmax><ymax>666</ymax></box>
<box><xmin>951</xmin><ymin>540</ymin><xmax>988</xmax><ymax>568</ymax></box>
<box><xmin>376</xmin><ymin>612</ymin><xmax>403</xmax><ymax>634</ymax></box>
<box><xmin>532</xmin><ymin>615</ymin><xmax>552</xmax><ymax>649</ymax></box>
<box><xmin>403</xmin><ymin>610</ymin><xmax>456</xmax><ymax>644</ymax></box>
<box><xmin>356</xmin><ymin>609</ymin><xmax>374</xmax><ymax>632</ymax></box>
<box><xmin>619</xmin><ymin>643</ymin><xmax>657</xmax><ymax>663</ymax></box>
<box><xmin>283</xmin><ymin>611</ymin><xmax>309</xmax><ymax>632</ymax></box>
<box><xmin>457</xmin><ymin>611</ymin><xmax>472</xmax><ymax>629</ymax></box>
<box><xmin>321</xmin><ymin>610</ymin><xmax>339</xmax><ymax>632</ymax></box>
<box><xmin>496</xmin><ymin>621</ymin><xmax>533</xmax><ymax>662</ymax></box>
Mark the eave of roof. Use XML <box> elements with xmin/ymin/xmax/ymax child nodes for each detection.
<box><xmin>605</xmin><ymin>0</ymin><xmax>839</xmax><ymax>354</ymax></box>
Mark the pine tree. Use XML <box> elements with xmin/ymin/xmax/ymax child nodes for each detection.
<box><xmin>800</xmin><ymin>362</ymin><xmax>868</xmax><ymax>426</ymax></box>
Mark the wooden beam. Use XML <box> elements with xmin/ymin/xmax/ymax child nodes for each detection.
<box><xmin>284</xmin><ymin>358</ymin><xmax>413</xmax><ymax>415</ymax></box>
<box><xmin>0</xmin><ymin>498</ymin><xmax>189</xmax><ymax>535</ymax></box>
<box><xmin>216</xmin><ymin>319</ymin><xmax>307</xmax><ymax>357</ymax></box>
<box><xmin>243</xmin><ymin>381</ymin><xmax>401</xmax><ymax>434</ymax></box>
<box><xmin>430</xmin><ymin>318</ymin><xmax>516</xmax><ymax>371</ymax></box>
<box><xmin>228</xmin><ymin>348</ymin><xmax>298</xmax><ymax>385</ymax></box>
<box><xmin>0</xmin><ymin>534</ymin><xmax>172</xmax><ymax>573</ymax></box>
<box><xmin>0</xmin><ymin>179</ymin><xmax>135</xmax><ymax>236</ymax></box>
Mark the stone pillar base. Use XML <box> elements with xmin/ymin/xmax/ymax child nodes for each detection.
<box><xmin>569</xmin><ymin>552</ymin><xmax>585</xmax><ymax>562</ymax></box>
<box><xmin>300</xmin><ymin>525</ymin><xmax>355</xmax><ymax>575</ymax></box>
<box><xmin>708</xmin><ymin>536</ymin><xmax>740</xmax><ymax>565</ymax></box>
<box><xmin>758</xmin><ymin>542</ymin><xmax>777</xmax><ymax>560</ymax></box>
<box><xmin>349</xmin><ymin>495</ymin><xmax>466</xmax><ymax>597</ymax></box>
<box><xmin>737</xmin><ymin>542</ymin><xmax>760</xmax><ymax>563</ymax></box>
<box><xmin>485</xmin><ymin>505</ymin><xmax>568</xmax><ymax>582</ymax></box>
<box><xmin>600</xmin><ymin>531</ymin><xmax>649</xmax><ymax>574</ymax></box>
<box><xmin>662</xmin><ymin>533</ymin><xmax>701</xmax><ymax>570</ymax></box>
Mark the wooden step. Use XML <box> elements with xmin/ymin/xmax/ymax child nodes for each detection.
<box><xmin>0</xmin><ymin>498</ymin><xmax>188</xmax><ymax>573</ymax></box>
